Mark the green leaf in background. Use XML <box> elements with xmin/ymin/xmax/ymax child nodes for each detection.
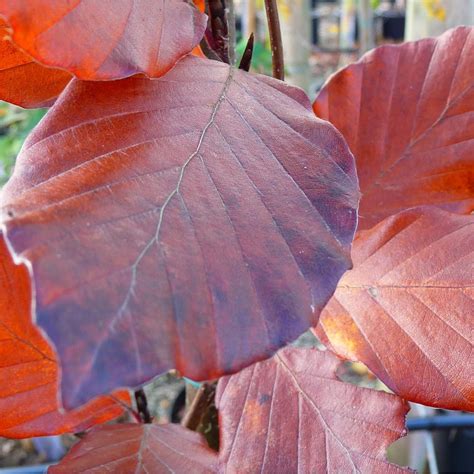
<box><xmin>236</xmin><ymin>37</ymin><xmax>273</xmax><ymax>76</ymax></box>
<box><xmin>0</xmin><ymin>103</ymin><xmax>46</xmax><ymax>185</ymax></box>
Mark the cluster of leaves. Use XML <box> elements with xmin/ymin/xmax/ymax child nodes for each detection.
<box><xmin>0</xmin><ymin>1</ymin><xmax>472</xmax><ymax>472</ymax></box>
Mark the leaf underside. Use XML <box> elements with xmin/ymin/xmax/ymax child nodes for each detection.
<box><xmin>1</xmin><ymin>56</ymin><xmax>359</xmax><ymax>408</ymax></box>
<box><xmin>49</xmin><ymin>423</ymin><xmax>218</xmax><ymax>473</ymax></box>
<box><xmin>313</xmin><ymin>26</ymin><xmax>474</xmax><ymax>411</ymax></box>
<box><xmin>0</xmin><ymin>233</ymin><xmax>130</xmax><ymax>438</ymax></box>
<box><xmin>0</xmin><ymin>20</ymin><xmax>71</xmax><ymax>108</ymax></box>
<box><xmin>216</xmin><ymin>347</ymin><xmax>411</xmax><ymax>473</ymax></box>
<box><xmin>315</xmin><ymin>207</ymin><xmax>474</xmax><ymax>411</ymax></box>
<box><xmin>314</xmin><ymin>26</ymin><xmax>474</xmax><ymax>230</ymax></box>
<box><xmin>0</xmin><ymin>0</ymin><xmax>207</xmax><ymax>80</ymax></box>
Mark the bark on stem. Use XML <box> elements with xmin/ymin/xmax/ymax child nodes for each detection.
<box><xmin>264</xmin><ymin>0</ymin><xmax>284</xmax><ymax>80</ymax></box>
<box><xmin>181</xmin><ymin>383</ymin><xmax>215</xmax><ymax>430</ymax></box>
<box><xmin>226</xmin><ymin>0</ymin><xmax>236</xmax><ymax>65</ymax></box>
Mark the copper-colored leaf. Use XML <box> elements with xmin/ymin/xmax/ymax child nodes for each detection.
<box><xmin>0</xmin><ymin>56</ymin><xmax>359</xmax><ymax>409</ymax></box>
<box><xmin>49</xmin><ymin>423</ymin><xmax>218</xmax><ymax>473</ymax></box>
<box><xmin>216</xmin><ymin>347</ymin><xmax>410</xmax><ymax>473</ymax></box>
<box><xmin>0</xmin><ymin>20</ymin><xmax>70</xmax><ymax>108</ymax></box>
<box><xmin>0</xmin><ymin>232</ymin><xmax>130</xmax><ymax>438</ymax></box>
<box><xmin>313</xmin><ymin>26</ymin><xmax>474</xmax><ymax>230</ymax></box>
<box><xmin>0</xmin><ymin>0</ymin><xmax>207</xmax><ymax>81</ymax></box>
<box><xmin>194</xmin><ymin>0</ymin><xmax>206</xmax><ymax>13</ymax></box>
<box><xmin>315</xmin><ymin>208</ymin><xmax>474</xmax><ymax>410</ymax></box>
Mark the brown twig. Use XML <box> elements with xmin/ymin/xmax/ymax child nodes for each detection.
<box><xmin>109</xmin><ymin>394</ymin><xmax>142</xmax><ymax>423</ymax></box>
<box><xmin>181</xmin><ymin>383</ymin><xmax>214</xmax><ymax>430</ymax></box>
<box><xmin>264</xmin><ymin>0</ymin><xmax>284</xmax><ymax>80</ymax></box>
<box><xmin>238</xmin><ymin>33</ymin><xmax>255</xmax><ymax>71</ymax></box>
<box><xmin>181</xmin><ymin>382</ymin><xmax>219</xmax><ymax>450</ymax></box>
<box><xmin>226</xmin><ymin>0</ymin><xmax>236</xmax><ymax>65</ymax></box>
<box><xmin>134</xmin><ymin>389</ymin><xmax>152</xmax><ymax>424</ymax></box>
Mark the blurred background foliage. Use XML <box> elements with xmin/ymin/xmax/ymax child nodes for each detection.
<box><xmin>0</xmin><ymin>103</ymin><xmax>45</xmax><ymax>186</ymax></box>
<box><xmin>236</xmin><ymin>36</ymin><xmax>273</xmax><ymax>75</ymax></box>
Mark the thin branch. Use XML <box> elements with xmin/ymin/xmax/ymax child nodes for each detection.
<box><xmin>181</xmin><ymin>383</ymin><xmax>215</xmax><ymax>430</ymax></box>
<box><xmin>264</xmin><ymin>0</ymin><xmax>284</xmax><ymax>80</ymax></box>
<box><xmin>109</xmin><ymin>394</ymin><xmax>142</xmax><ymax>423</ymax></box>
<box><xmin>226</xmin><ymin>0</ymin><xmax>236</xmax><ymax>65</ymax></box>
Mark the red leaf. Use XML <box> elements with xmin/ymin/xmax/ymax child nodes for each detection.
<box><xmin>194</xmin><ymin>0</ymin><xmax>206</xmax><ymax>13</ymax></box>
<box><xmin>216</xmin><ymin>347</ymin><xmax>410</xmax><ymax>472</ymax></box>
<box><xmin>313</xmin><ymin>26</ymin><xmax>474</xmax><ymax>230</ymax></box>
<box><xmin>0</xmin><ymin>20</ymin><xmax>70</xmax><ymax>108</ymax></box>
<box><xmin>0</xmin><ymin>56</ymin><xmax>359</xmax><ymax>409</ymax></box>
<box><xmin>0</xmin><ymin>0</ymin><xmax>207</xmax><ymax>80</ymax></box>
<box><xmin>49</xmin><ymin>423</ymin><xmax>218</xmax><ymax>473</ymax></box>
<box><xmin>0</xmin><ymin>232</ymin><xmax>130</xmax><ymax>438</ymax></box>
<box><xmin>315</xmin><ymin>207</ymin><xmax>474</xmax><ymax>410</ymax></box>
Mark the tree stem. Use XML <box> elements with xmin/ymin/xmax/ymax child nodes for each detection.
<box><xmin>181</xmin><ymin>383</ymin><xmax>214</xmax><ymax>430</ymax></box>
<box><xmin>264</xmin><ymin>0</ymin><xmax>284</xmax><ymax>80</ymax></box>
<box><xmin>226</xmin><ymin>0</ymin><xmax>236</xmax><ymax>65</ymax></box>
<box><xmin>181</xmin><ymin>382</ymin><xmax>219</xmax><ymax>450</ymax></box>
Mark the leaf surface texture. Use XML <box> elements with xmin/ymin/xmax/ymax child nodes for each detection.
<box><xmin>1</xmin><ymin>56</ymin><xmax>359</xmax><ymax>408</ymax></box>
